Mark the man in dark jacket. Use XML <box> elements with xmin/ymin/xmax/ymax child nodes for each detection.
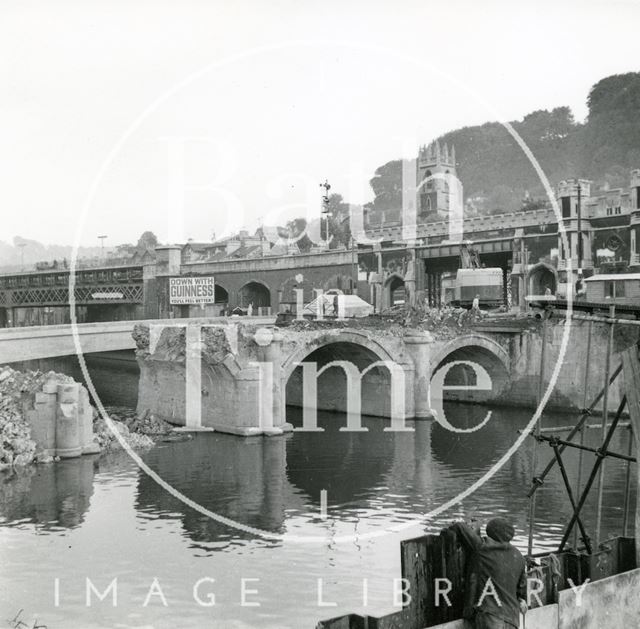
<box><xmin>451</xmin><ymin>518</ymin><xmax>527</xmax><ymax>629</ymax></box>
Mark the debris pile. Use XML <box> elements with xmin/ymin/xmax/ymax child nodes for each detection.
<box><xmin>0</xmin><ymin>367</ymin><xmax>165</xmax><ymax>469</ymax></box>
<box><xmin>93</xmin><ymin>407</ymin><xmax>157</xmax><ymax>451</ymax></box>
<box><xmin>285</xmin><ymin>304</ymin><xmax>491</xmax><ymax>339</ymax></box>
<box><xmin>106</xmin><ymin>406</ymin><xmax>173</xmax><ymax>436</ymax></box>
<box><xmin>0</xmin><ymin>366</ymin><xmax>73</xmax><ymax>470</ymax></box>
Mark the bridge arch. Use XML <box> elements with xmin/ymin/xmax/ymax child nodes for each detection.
<box><xmin>282</xmin><ymin>330</ymin><xmax>402</xmax><ymax>380</ymax></box>
<box><xmin>283</xmin><ymin>331</ymin><xmax>411</xmax><ymax>421</ymax></box>
<box><xmin>429</xmin><ymin>334</ymin><xmax>510</xmax><ymax>403</ymax></box>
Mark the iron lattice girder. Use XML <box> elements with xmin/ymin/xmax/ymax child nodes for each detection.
<box><xmin>4</xmin><ymin>283</ymin><xmax>143</xmax><ymax>306</ymax></box>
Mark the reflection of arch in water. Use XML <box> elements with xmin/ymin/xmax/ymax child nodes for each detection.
<box><xmin>283</xmin><ymin>331</ymin><xmax>410</xmax><ymax>419</ymax></box>
<box><xmin>239</xmin><ymin>280</ymin><xmax>271</xmax><ymax>309</ymax></box>
<box><xmin>283</xmin><ymin>410</ymin><xmax>397</xmax><ymax>505</ymax></box>
<box><xmin>135</xmin><ymin>433</ymin><xmax>300</xmax><ymax>548</ymax></box>
<box><xmin>429</xmin><ymin>404</ymin><xmax>529</xmax><ymax>469</ymax></box>
<box><xmin>527</xmin><ymin>263</ymin><xmax>557</xmax><ymax>296</ymax></box>
<box><xmin>430</xmin><ymin>334</ymin><xmax>510</xmax><ymax>404</ymax></box>
<box><xmin>134</xmin><ymin>420</ymin><xmax>397</xmax><ymax>539</ymax></box>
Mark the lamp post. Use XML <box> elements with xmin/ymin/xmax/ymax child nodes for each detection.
<box><xmin>350</xmin><ymin>235</ymin><xmax>358</xmax><ymax>295</ymax></box>
<box><xmin>98</xmin><ymin>235</ymin><xmax>107</xmax><ymax>259</ymax></box>
<box><xmin>576</xmin><ymin>182</ymin><xmax>583</xmax><ymax>276</ymax></box>
<box><xmin>319</xmin><ymin>179</ymin><xmax>331</xmax><ymax>246</ymax></box>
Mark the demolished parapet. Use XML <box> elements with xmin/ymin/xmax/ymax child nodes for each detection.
<box><xmin>133</xmin><ymin>320</ymin><xmax>266</xmax><ymax>368</ymax></box>
<box><xmin>133</xmin><ymin>321</ymin><xmax>292</xmax><ymax>435</ymax></box>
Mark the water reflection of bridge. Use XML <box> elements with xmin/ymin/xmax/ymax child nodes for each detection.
<box><xmin>0</xmin><ymin>408</ymin><xmax>633</xmax><ymax>549</ymax></box>
<box><xmin>130</xmin><ymin>408</ymin><xmax>635</xmax><ymax>549</ymax></box>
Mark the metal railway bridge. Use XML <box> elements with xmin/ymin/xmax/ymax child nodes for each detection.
<box><xmin>0</xmin><ymin>264</ymin><xmax>145</xmax><ymax>327</ymax></box>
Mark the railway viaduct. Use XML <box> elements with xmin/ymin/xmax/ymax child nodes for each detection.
<box><xmin>0</xmin><ymin>203</ymin><xmax>613</xmax><ymax>327</ymax></box>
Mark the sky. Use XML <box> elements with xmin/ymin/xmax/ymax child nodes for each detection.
<box><xmin>1</xmin><ymin>0</ymin><xmax>640</xmax><ymax>248</ymax></box>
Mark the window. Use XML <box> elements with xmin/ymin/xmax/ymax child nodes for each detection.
<box><xmin>636</xmin><ymin>187</ymin><xmax>640</xmax><ymax>209</ymax></box>
<box><xmin>561</xmin><ymin>196</ymin><xmax>571</xmax><ymax>218</ymax></box>
<box><xmin>632</xmin><ymin>230</ymin><xmax>637</xmax><ymax>255</ymax></box>
<box><xmin>606</xmin><ymin>281</ymin><xmax>614</xmax><ymax>298</ymax></box>
<box><xmin>606</xmin><ymin>207</ymin><xmax>613</xmax><ymax>216</ymax></box>
<box><xmin>605</xmin><ymin>280</ymin><xmax>626</xmax><ymax>298</ymax></box>
<box><xmin>615</xmin><ymin>206</ymin><xmax>621</xmax><ymax>215</ymax></box>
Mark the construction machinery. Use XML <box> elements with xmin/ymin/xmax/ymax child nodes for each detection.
<box><xmin>452</xmin><ymin>241</ymin><xmax>504</xmax><ymax>308</ymax></box>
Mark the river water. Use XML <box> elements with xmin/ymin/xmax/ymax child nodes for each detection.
<box><xmin>0</xmin><ymin>403</ymin><xmax>635</xmax><ymax>629</ymax></box>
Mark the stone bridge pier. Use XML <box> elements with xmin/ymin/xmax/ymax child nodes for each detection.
<box><xmin>133</xmin><ymin>320</ymin><xmax>515</xmax><ymax>436</ymax></box>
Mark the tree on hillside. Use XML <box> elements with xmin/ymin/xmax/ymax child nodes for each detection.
<box><xmin>284</xmin><ymin>193</ymin><xmax>353</xmax><ymax>252</ymax></box>
<box><xmin>367</xmin><ymin>160</ymin><xmax>402</xmax><ymax>212</ymax></box>
<box><xmin>137</xmin><ymin>231</ymin><xmax>158</xmax><ymax>251</ymax></box>
<box><xmin>116</xmin><ymin>243</ymin><xmax>137</xmax><ymax>256</ymax></box>
<box><xmin>582</xmin><ymin>72</ymin><xmax>640</xmax><ymax>177</ymax></box>
<box><xmin>285</xmin><ymin>217</ymin><xmax>313</xmax><ymax>252</ymax></box>
<box><xmin>362</xmin><ymin>72</ymin><xmax>640</xmax><ymax>215</ymax></box>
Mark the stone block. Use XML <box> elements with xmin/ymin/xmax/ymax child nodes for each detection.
<box><xmin>55</xmin><ymin>384</ymin><xmax>82</xmax><ymax>458</ymax></box>
<box><xmin>78</xmin><ymin>385</ymin><xmax>100</xmax><ymax>455</ymax></box>
<box><xmin>42</xmin><ymin>381</ymin><xmax>58</xmax><ymax>394</ymax></box>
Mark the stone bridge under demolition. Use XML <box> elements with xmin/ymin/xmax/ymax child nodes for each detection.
<box><xmin>133</xmin><ymin>317</ymin><xmax>623</xmax><ymax>436</ymax></box>
<box><xmin>0</xmin><ymin>316</ymin><xmax>275</xmax><ymax>363</ymax></box>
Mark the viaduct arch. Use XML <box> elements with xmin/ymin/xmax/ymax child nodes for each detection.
<box><xmin>527</xmin><ymin>262</ymin><xmax>558</xmax><ymax>296</ymax></box>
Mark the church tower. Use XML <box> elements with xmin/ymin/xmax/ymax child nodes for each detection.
<box><xmin>416</xmin><ymin>140</ymin><xmax>457</xmax><ymax>218</ymax></box>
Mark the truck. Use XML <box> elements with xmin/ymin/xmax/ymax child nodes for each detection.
<box><xmin>450</xmin><ymin>241</ymin><xmax>504</xmax><ymax>308</ymax></box>
<box><xmin>453</xmin><ymin>267</ymin><xmax>504</xmax><ymax>308</ymax></box>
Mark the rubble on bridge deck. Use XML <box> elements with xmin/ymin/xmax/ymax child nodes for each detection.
<box><xmin>282</xmin><ymin>304</ymin><xmax>541</xmax><ymax>340</ymax></box>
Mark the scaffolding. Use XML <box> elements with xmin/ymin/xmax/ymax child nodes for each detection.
<box><xmin>526</xmin><ymin>305</ymin><xmax>639</xmax><ymax>559</ymax></box>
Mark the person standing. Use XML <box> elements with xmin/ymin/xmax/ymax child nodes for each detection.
<box><xmin>450</xmin><ymin>518</ymin><xmax>528</xmax><ymax>629</ymax></box>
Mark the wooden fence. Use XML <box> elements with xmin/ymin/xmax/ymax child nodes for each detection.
<box><xmin>317</xmin><ymin>534</ymin><xmax>636</xmax><ymax>629</ymax></box>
